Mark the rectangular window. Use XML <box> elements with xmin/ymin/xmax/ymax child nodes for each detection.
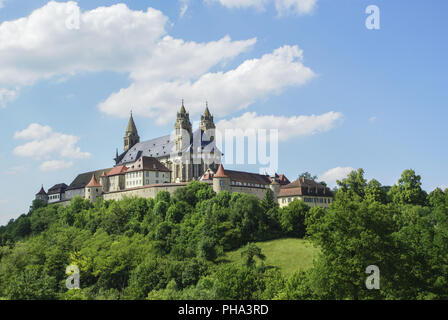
<box><xmin>156</xmin><ymin>172</ymin><xmax>159</xmax><ymax>178</ymax></box>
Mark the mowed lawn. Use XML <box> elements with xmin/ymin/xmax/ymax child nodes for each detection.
<box><xmin>221</xmin><ymin>238</ymin><xmax>320</xmax><ymax>275</ymax></box>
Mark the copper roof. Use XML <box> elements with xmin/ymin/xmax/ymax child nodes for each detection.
<box><xmin>86</xmin><ymin>175</ymin><xmax>102</xmax><ymax>188</ymax></box>
<box><xmin>214</xmin><ymin>164</ymin><xmax>228</xmax><ymax>178</ymax></box>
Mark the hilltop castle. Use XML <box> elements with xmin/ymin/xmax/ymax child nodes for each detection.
<box><xmin>35</xmin><ymin>103</ymin><xmax>334</xmax><ymax>208</ymax></box>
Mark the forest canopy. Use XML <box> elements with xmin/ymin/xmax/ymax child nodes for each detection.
<box><xmin>0</xmin><ymin>169</ymin><xmax>447</xmax><ymax>300</ymax></box>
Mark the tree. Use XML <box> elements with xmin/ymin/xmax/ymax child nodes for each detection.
<box><xmin>299</xmin><ymin>172</ymin><xmax>317</xmax><ymax>181</ymax></box>
<box><xmin>260</xmin><ymin>189</ymin><xmax>278</xmax><ymax>213</ymax></box>
<box><xmin>388</xmin><ymin>169</ymin><xmax>427</xmax><ymax>206</ymax></box>
<box><xmin>335</xmin><ymin>168</ymin><xmax>367</xmax><ymax>202</ymax></box>
<box><xmin>240</xmin><ymin>243</ymin><xmax>265</xmax><ymax>268</ymax></box>
<box><xmin>364</xmin><ymin>179</ymin><xmax>387</xmax><ymax>204</ymax></box>
<box><xmin>279</xmin><ymin>200</ymin><xmax>309</xmax><ymax>238</ymax></box>
<box><xmin>6</xmin><ymin>266</ymin><xmax>57</xmax><ymax>300</ymax></box>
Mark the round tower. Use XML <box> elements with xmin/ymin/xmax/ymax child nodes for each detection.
<box><xmin>85</xmin><ymin>174</ymin><xmax>103</xmax><ymax>202</ymax></box>
<box><xmin>213</xmin><ymin>164</ymin><xmax>230</xmax><ymax>193</ymax></box>
<box><xmin>269</xmin><ymin>179</ymin><xmax>280</xmax><ymax>201</ymax></box>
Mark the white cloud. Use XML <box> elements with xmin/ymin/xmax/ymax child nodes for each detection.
<box><xmin>0</xmin><ymin>88</ymin><xmax>18</xmax><ymax>108</ymax></box>
<box><xmin>0</xmin><ymin>2</ymin><xmax>256</xmax><ymax>114</ymax></box>
<box><xmin>318</xmin><ymin>167</ymin><xmax>355</xmax><ymax>186</ymax></box>
<box><xmin>100</xmin><ymin>45</ymin><xmax>315</xmax><ymax>124</ymax></box>
<box><xmin>274</xmin><ymin>0</ymin><xmax>317</xmax><ymax>15</ymax></box>
<box><xmin>13</xmin><ymin>123</ymin><xmax>90</xmax><ymax>171</ymax></box>
<box><xmin>0</xmin><ymin>2</ymin><xmax>317</xmax><ymax>124</ymax></box>
<box><xmin>208</xmin><ymin>0</ymin><xmax>317</xmax><ymax>15</ymax></box>
<box><xmin>208</xmin><ymin>0</ymin><xmax>269</xmax><ymax>10</ymax></box>
<box><xmin>0</xmin><ymin>1</ymin><xmax>3</xmax><ymax>9</ymax></box>
<box><xmin>40</xmin><ymin>160</ymin><xmax>73</xmax><ymax>172</ymax></box>
<box><xmin>369</xmin><ymin>116</ymin><xmax>377</xmax><ymax>123</ymax></box>
<box><xmin>13</xmin><ymin>123</ymin><xmax>52</xmax><ymax>140</ymax></box>
<box><xmin>180</xmin><ymin>0</ymin><xmax>189</xmax><ymax>18</ymax></box>
<box><xmin>217</xmin><ymin>111</ymin><xmax>343</xmax><ymax>141</ymax></box>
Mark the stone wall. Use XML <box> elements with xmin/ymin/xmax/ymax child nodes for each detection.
<box><xmin>229</xmin><ymin>186</ymin><xmax>267</xmax><ymax>199</ymax></box>
<box><xmin>102</xmin><ymin>182</ymin><xmax>204</xmax><ymax>201</ymax></box>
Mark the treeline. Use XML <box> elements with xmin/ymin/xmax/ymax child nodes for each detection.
<box><xmin>0</xmin><ymin>169</ymin><xmax>447</xmax><ymax>300</ymax></box>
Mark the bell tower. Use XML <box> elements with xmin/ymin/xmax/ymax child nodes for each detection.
<box><xmin>173</xmin><ymin>100</ymin><xmax>193</xmax><ymax>182</ymax></box>
<box><xmin>124</xmin><ymin>111</ymin><xmax>140</xmax><ymax>152</ymax></box>
<box><xmin>200</xmin><ymin>102</ymin><xmax>215</xmax><ymax>132</ymax></box>
<box><xmin>174</xmin><ymin>100</ymin><xmax>192</xmax><ymax>153</ymax></box>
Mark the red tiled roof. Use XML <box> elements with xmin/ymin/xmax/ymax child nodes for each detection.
<box><xmin>86</xmin><ymin>175</ymin><xmax>102</xmax><ymax>188</ymax></box>
<box><xmin>214</xmin><ymin>164</ymin><xmax>228</xmax><ymax>178</ymax></box>
<box><xmin>107</xmin><ymin>165</ymin><xmax>128</xmax><ymax>177</ymax></box>
<box><xmin>201</xmin><ymin>172</ymin><xmax>213</xmax><ymax>181</ymax></box>
<box><xmin>278</xmin><ymin>177</ymin><xmax>333</xmax><ymax>198</ymax></box>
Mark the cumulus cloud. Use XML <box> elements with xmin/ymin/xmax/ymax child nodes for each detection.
<box><xmin>100</xmin><ymin>45</ymin><xmax>315</xmax><ymax>124</ymax></box>
<box><xmin>0</xmin><ymin>2</ymin><xmax>317</xmax><ymax>124</ymax></box>
<box><xmin>40</xmin><ymin>160</ymin><xmax>73</xmax><ymax>172</ymax></box>
<box><xmin>208</xmin><ymin>0</ymin><xmax>317</xmax><ymax>15</ymax></box>
<box><xmin>0</xmin><ymin>2</ymin><xmax>256</xmax><ymax>115</ymax></box>
<box><xmin>318</xmin><ymin>167</ymin><xmax>355</xmax><ymax>186</ymax></box>
<box><xmin>13</xmin><ymin>123</ymin><xmax>90</xmax><ymax>171</ymax></box>
<box><xmin>217</xmin><ymin>111</ymin><xmax>343</xmax><ymax>141</ymax></box>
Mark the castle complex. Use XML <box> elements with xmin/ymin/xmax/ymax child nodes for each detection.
<box><xmin>35</xmin><ymin>103</ymin><xmax>334</xmax><ymax>209</ymax></box>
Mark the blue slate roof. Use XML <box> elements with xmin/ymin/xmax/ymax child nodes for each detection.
<box><xmin>117</xmin><ymin>129</ymin><xmax>221</xmax><ymax>165</ymax></box>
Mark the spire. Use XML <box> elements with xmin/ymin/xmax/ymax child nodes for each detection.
<box><xmin>86</xmin><ymin>174</ymin><xmax>102</xmax><ymax>188</ymax></box>
<box><xmin>36</xmin><ymin>185</ymin><xmax>47</xmax><ymax>196</ymax></box>
<box><xmin>214</xmin><ymin>164</ymin><xmax>228</xmax><ymax>178</ymax></box>
<box><xmin>204</xmin><ymin>102</ymin><xmax>211</xmax><ymax>117</ymax></box>
<box><xmin>180</xmin><ymin>99</ymin><xmax>186</xmax><ymax>114</ymax></box>
<box><xmin>126</xmin><ymin>111</ymin><xmax>138</xmax><ymax>134</ymax></box>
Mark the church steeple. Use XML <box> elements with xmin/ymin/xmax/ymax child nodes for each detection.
<box><xmin>124</xmin><ymin>111</ymin><xmax>140</xmax><ymax>152</ymax></box>
<box><xmin>174</xmin><ymin>100</ymin><xmax>192</xmax><ymax>153</ymax></box>
<box><xmin>200</xmin><ymin>101</ymin><xmax>215</xmax><ymax>132</ymax></box>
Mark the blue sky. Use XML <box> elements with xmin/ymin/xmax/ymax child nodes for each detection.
<box><xmin>0</xmin><ymin>0</ymin><xmax>447</xmax><ymax>225</ymax></box>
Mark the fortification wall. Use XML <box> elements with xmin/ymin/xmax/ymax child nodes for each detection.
<box><xmin>229</xmin><ymin>186</ymin><xmax>267</xmax><ymax>199</ymax></box>
<box><xmin>102</xmin><ymin>182</ymin><xmax>211</xmax><ymax>201</ymax></box>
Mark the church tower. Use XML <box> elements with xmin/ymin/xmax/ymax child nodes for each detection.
<box><xmin>200</xmin><ymin>102</ymin><xmax>215</xmax><ymax>132</ymax></box>
<box><xmin>173</xmin><ymin>100</ymin><xmax>193</xmax><ymax>182</ymax></box>
<box><xmin>174</xmin><ymin>100</ymin><xmax>192</xmax><ymax>153</ymax></box>
<box><xmin>123</xmin><ymin>112</ymin><xmax>140</xmax><ymax>152</ymax></box>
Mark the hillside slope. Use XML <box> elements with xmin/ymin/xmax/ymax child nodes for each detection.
<box><xmin>221</xmin><ymin>238</ymin><xmax>320</xmax><ymax>275</ymax></box>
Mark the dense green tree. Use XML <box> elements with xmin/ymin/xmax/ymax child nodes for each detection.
<box><xmin>388</xmin><ymin>169</ymin><xmax>427</xmax><ymax>206</ymax></box>
<box><xmin>279</xmin><ymin>200</ymin><xmax>309</xmax><ymax>238</ymax></box>
<box><xmin>240</xmin><ymin>243</ymin><xmax>266</xmax><ymax>268</ymax></box>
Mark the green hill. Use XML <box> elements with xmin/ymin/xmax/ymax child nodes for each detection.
<box><xmin>221</xmin><ymin>238</ymin><xmax>320</xmax><ymax>275</ymax></box>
